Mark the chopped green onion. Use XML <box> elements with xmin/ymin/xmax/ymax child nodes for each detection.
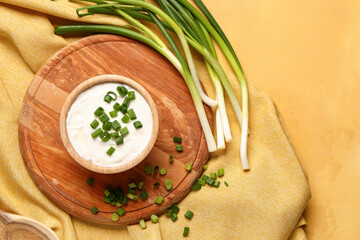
<box><xmin>127</xmin><ymin>108</ymin><xmax>137</xmax><ymax>120</ymax></box>
<box><xmin>121</xmin><ymin>114</ymin><xmax>130</xmax><ymax>123</ymax></box>
<box><xmin>100</xmin><ymin>132</ymin><xmax>111</xmax><ymax>142</ymax></box>
<box><xmin>197</xmin><ymin>178</ymin><xmax>206</xmax><ymax>186</ymax></box>
<box><xmin>117</xmin><ymin>199</ymin><xmax>123</xmax><ymax>206</ymax></box>
<box><xmin>112</xmin><ymin>120</ymin><xmax>121</xmax><ymax>131</ymax></box>
<box><xmin>213</xmin><ymin>180</ymin><xmax>220</xmax><ymax>187</ymax></box>
<box><xmin>145</xmin><ymin>165</ymin><xmax>152</xmax><ymax>175</ymax></box>
<box><xmin>116</xmin><ymin>207</ymin><xmax>125</xmax><ymax>216</ymax></box>
<box><xmin>185</xmin><ymin>210</ymin><xmax>194</xmax><ymax>220</ymax></box>
<box><xmin>107</xmin><ymin>91</ymin><xmax>117</xmax><ymax>100</ymax></box>
<box><xmin>109</xmin><ymin>110</ymin><xmax>118</xmax><ymax>118</ymax></box>
<box><xmin>159</xmin><ymin>168</ymin><xmax>167</xmax><ymax>175</ymax></box>
<box><xmin>115</xmin><ymin>136</ymin><xmax>124</xmax><ymax>145</ymax></box>
<box><xmin>109</xmin><ymin>193</ymin><xmax>116</xmax><ymax>201</ymax></box>
<box><xmin>110</xmin><ymin>131</ymin><xmax>119</xmax><ymax>138</ymax></box>
<box><xmin>122</xmin><ymin>96</ymin><xmax>131</xmax><ymax>107</ymax></box>
<box><xmin>129</xmin><ymin>188</ymin><xmax>136</xmax><ymax>194</ymax></box>
<box><xmin>91</xmin><ymin>128</ymin><xmax>103</xmax><ymax>138</ymax></box>
<box><xmin>201</xmin><ymin>175</ymin><xmax>209</xmax><ymax>181</ymax></box>
<box><xmin>91</xmin><ymin>206</ymin><xmax>98</xmax><ymax>214</ymax></box>
<box><xmin>102</xmin><ymin>121</ymin><xmax>112</xmax><ymax>131</ymax></box>
<box><xmin>87</xmin><ymin>177</ymin><xmax>94</xmax><ymax>186</ymax></box>
<box><xmin>185</xmin><ymin>163</ymin><xmax>192</xmax><ymax>171</ymax></box>
<box><xmin>119</xmin><ymin>104</ymin><xmax>128</xmax><ymax>114</ymax></box>
<box><xmin>176</xmin><ymin>145</ymin><xmax>183</xmax><ymax>152</ymax></box>
<box><xmin>155</xmin><ymin>196</ymin><xmax>164</xmax><ymax>204</ymax></box>
<box><xmin>115</xmin><ymin>187</ymin><xmax>124</xmax><ymax>202</ymax></box>
<box><xmin>224</xmin><ymin>181</ymin><xmax>229</xmax><ymax>187</ymax></box>
<box><xmin>128</xmin><ymin>90</ymin><xmax>135</xmax><ymax>99</ymax></box>
<box><xmin>154</xmin><ymin>182</ymin><xmax>160</xmax><ymax>189</ymax></box>
<box><xmin>120</xmin><ymin>127</ymin><xmax>129</xmax><ymax>136</ymax></box>
<box><xmin>138</xmin><ymin>182</ymin><xmax>144</xmax><ymax>189</ymax></box>
<box><xmin>183</xmin><ymin>227</ymin><xmax>189</xmax><ymax>237</ymax></box>
<box><xmin>90</xmin><ymin>119</ymin><xmax>99</xmax><ymax>129</ymax></box>
<box><xmin>165</xmin><ymin>179</ymin><xmax>173</xmax><ymax>191</ymax></box>
<box><xmin>104</xmin><ymin>196</ymin><xmax>110</xmax><ymax>203</ymax></box>
<box><xmin>173</xmin><ymin>136</ymin><xmax>182</xmax><ymax>143</ymax></box>
<box><xmin>217</xmin><ymin>168</ymin><xmax>224</xmax><ymax>177</ymax></box>
<box><xmin>164</xmin><ymin>209</ymin><xmax>172</xmax><ymax>217</ymax></box>
<box><xmin>113</xmin><ymin>102</ymin><xmax>121</xmax><ymax>111</ymax></box>
<box><xmin>206</xmin><ymin>177</ymin><xmax>214</xmax><ymax>186</ymax></box>
<box><xmin>99</xmin><ymin>112</ymin><xmax>110</xmax><ymax>122</ymax></box>
<box><xmin>116</xmin><ymin>197</ymin><xmax>124</xmax><ymax>205</ymax></box>
<box><xmin>133</xmin><ymin>121</ymin><xmax>143</xmax><ymax>129</ymax></box>
<box><xmin>169</xmin><ymin>154</ymin><xmax>174</xmax><ymax>163</ymax></box>
<box><xmin>122</xmin><ymin>197</ymin><xmax>128</xmax><ymax>205</ymax></box>
<box><xmin>128</xmin><ymin>182</ymin><xmax>137</xmax><ymax>189</ymax></box>
<box><xmin>171</xmin><ymin>204</ymin><xmax>180</xmax><ymax>214</ymax></box>
<box><xmin>191</xmin><ymin>182</ymin><xmax>202</xmax><ymax>191</ymax></box>
<box><xmin>127</xmin><ymin>193</ymin><xmax>138</xmax><ymax>201</ymax></box>
<box><xmin>210</xmin><ymin>172</ymin><xmax>217</xmax><ymax>179</ymax></box>
<box><xmin>153</xmin><ymin>165</ymin><xmax>159</xmax><ymax>176</ymax></box>
<box><xmin>171</xmin><ymin>212</ymin><xmax>178</xmax><ymax>222</ymax></box>
<box><xmin>104</xmin><ymin>188</ymin><xmax>110</xmax><ymax>197</ymax></box>
<box><xmin>117</xmin><ymin>86</ymin><xmax>128</xmax><ymax>97</ymax></box>
<box><xmin>111</xmin><ymin>213</ymin><xmax>119</xmax><ymax>221</ymax></box>
<box><xmin>203</xmin><ymin>165</ymin><xmax>208</xmax><ymax>170</ymax></box>
<box><xmin>106</xmin><ymin>147</ymin><xmax>115</xmax><ymax>155</ymax></box>
<box><xmin>94</xmin><ymin>107</ymin><xmax>104</xmax><ymax>116</ymax></box>
<box><xmin>104</xmin><ymin>94</ymin><xmax>113</xmax><ymax>103</ymax></box>
<box><xmin>139</xmin><ymin>219</ymin><xmax>147</xmax><ymax>229</ymax></box>
<box><xmin>151</xmin><ymin>214</ymin><xmax>159</xmax><ymax>223</ymax></box>
<box><xmin>139</xmin><ymin>190</ymin><xmax>148</xmax><ymax>200</ymax></box>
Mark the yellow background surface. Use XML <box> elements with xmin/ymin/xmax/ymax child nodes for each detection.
<box><xmin>0</xmin><ymin>0</ymin><xmax>311</xmax><ymax>239</ymax></box>
<box><xmin>205</xmin><ymin>0</ymin><xmax>360</xmax><ymax>239</ymax></box>
<box><xmin>0</xmin><ymin>0</ymin><xmax>358</xmax><ymax>239</ymax></box>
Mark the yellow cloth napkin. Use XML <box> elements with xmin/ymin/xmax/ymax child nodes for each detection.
<box><xmin>0</xmin><ymin>0</ymin><xmax>310</xmax><ymax>239</ymax></box>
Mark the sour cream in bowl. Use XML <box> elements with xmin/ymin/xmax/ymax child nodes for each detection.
<box><xmin>60</xmin><ymin>75</ymin><xmax>159</xmax><ymax>174</ymax></box>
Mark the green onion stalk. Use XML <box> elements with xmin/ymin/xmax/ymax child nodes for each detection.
<box><xmin>157</xmin><ymin>0</ymin><xmax>233</xmax><ymax>148</ymax></box>
<box><xmin>201</xmin><ymin>25</ymin><xmax>230</xmax><ymax>149</ymax></box>
<box><xmin>154</xmin><ymin>0</ymin><xmax>218</xmax><ymax>108</ymax></box>
<box><xmin>175</xmin><ymin>0</ymin><xmax>250</xmax><ymax>170</ymax></box>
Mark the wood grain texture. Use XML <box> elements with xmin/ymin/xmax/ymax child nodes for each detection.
<box><xmin>0</xmin><ymin>210</ymin><xmax>59</xmax><ymax>240</ymax></box>
<box><xmin>59</xmin><ymin>74</ymin><xmax>159</xmax><ymax>174</ymax></box>
<box><xmin>18</xmin><ymin>34</ymin><xmax>212</xmax><ymax>225</ymax></box>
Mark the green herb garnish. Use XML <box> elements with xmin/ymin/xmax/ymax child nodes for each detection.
<box><xmin>90</xmin><ymin>119</ymin><xmax>99</xmax><ymax>129</ymax></box>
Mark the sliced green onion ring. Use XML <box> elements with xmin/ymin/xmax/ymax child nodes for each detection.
<box><xmin>164</xmin><ymin>179</ymin><xmax>172</xmax><ymax>191</ymax></box>
<box><xmin>100</xmin><ymin>131</ymin><xmax>111</xmax><ymax>142</ymax></box>
<box><xmin>107</xmin><ymin>91</ymin><xmax>117</xmax><ymax>100</ymax></box>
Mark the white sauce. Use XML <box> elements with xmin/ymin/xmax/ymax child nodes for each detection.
<box><xmin>66</xmin><ymin>82</ymin><xmax>153</xmax><ymax>167</ymax></box>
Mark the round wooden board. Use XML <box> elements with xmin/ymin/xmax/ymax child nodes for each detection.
<box><xmin>18</xmin><ymin>34</ymin><xmax>211</xmax><ymax>225</ymax></box>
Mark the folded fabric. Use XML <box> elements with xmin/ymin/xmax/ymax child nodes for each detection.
<box><xmin>0</xmin><ymin>0</ymin><xmax>310</xmax><ymax>239</ymax></box>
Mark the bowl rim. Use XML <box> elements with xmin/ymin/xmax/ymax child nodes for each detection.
<box><xmin>59</xmin><ymin>74</ymin><xmax>159</xmax><ymax>174</ymax></box>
